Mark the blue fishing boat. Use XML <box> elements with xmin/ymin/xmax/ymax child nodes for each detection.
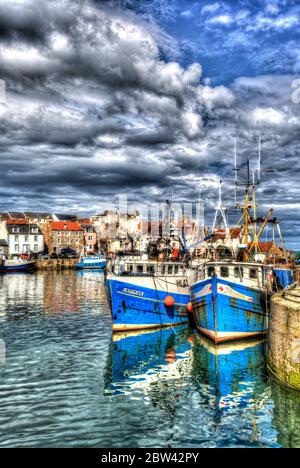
<box><xmin>190</xmin><ymin>150</ymin><xmax>294</xmax><ymax>343</ymax></box>
<box><xmin>0</xmin><ymin>258</ymin><xmax>35</xmax><ymax>273</ymax></box>
<box><xmin>105</xmin><ymin>258</ymin><xmax>193</xmax><ymax>331</ymax></box>
<box><xmin>191</xmin><ymin>261</ymin><xmax>270</xmax><ymax>342</ymax></box>
<box><xmin>76</xmin><ymin>255</ymin><xmax>106</xmax><ymax>270</ymax></box>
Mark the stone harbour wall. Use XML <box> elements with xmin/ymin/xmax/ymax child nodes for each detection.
<box><xmin>36</xmin><ymin>258</ymin><xmax>78</xmax><ymax>270</ymax></box>
<box><xmin>268</xmin><ymin>287</ymin><xmax>300</xmax><ymax>391</ymax></box>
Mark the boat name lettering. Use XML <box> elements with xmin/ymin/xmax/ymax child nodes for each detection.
<box><xmin>123</xmin><ymin>288</ymin><xmax>144</xmax><ymax>297</ymax></box>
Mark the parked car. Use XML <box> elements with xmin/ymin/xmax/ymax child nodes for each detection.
<box><xmin>39</xmin><ymin>253</ymin><xmax>49</xmax><ymax>259</ymax></box>
<box><xmin>59</xmin><ymin>248</ymin><xmax>78</xmax><ymax>258</ymax></box>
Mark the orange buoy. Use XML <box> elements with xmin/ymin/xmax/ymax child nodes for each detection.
<box><xmin>186</xmin><ymin>301</ymin><xmax>193</xmax><ymax>313</ymax></box>
<box><xmin>164</xmin><ymin>295</ymin><xmax>175</xmax><ymax>307</ymax></box>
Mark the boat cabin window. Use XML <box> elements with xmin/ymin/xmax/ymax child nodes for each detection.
<box><xmin>174</xmin><ymin>265</ymin><xmax>179</xmax><ymax>274</ymax></box>
<box><xmin>249</xmin><ymin>268</ymin><xmax>258</xmax><ymax>279</ymax></box>
<box><xmin>137</xmin><ymin>265</ymin><xmax>144</xmax><ymax>274</ymax></box>
<box><xmin>128</xmin><ymin>265</ymin><xmax>134</xmax><ymax>272</ymax></box>
<box><xmin>168</xmin><ymin>266</ymin><xmax>173</xmax><ymax>275</ymax></box>
<box><xmin>220</xmin><ymin>267</ymin><xmax>229</xmax><ymax>278</ymax></box>
<box><xmin>234</xmin><ymin>267</ymin><xmax>243</xmax><ymax>278</ymax></box>
<box><xmin>147</xmin><ymin>265</ymin><xmax>155</xmax><ymax>275</ymax></box>
<box><xmin>207</xmin><ymin>267</ymin><xmax>215</xmax><ymax>277</ymax></box>
<box><xmin>161</xmin><ymin>265</ymin><xmax>165</xmax><ymax>275</ymax></box>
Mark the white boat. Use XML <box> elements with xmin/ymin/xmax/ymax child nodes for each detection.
<box><xmin>0</xmin><ymin>258</ymin><xmax>35</xmax><ymax>273</ymax></box>
<box><xmin>76</xmin><ymin>255</ymin><xmax>106</xmax><ymax>270</ymax></box>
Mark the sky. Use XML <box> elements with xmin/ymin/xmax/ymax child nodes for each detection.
<box><xmin>0</xmin><ymin>0</ymin><xmax>299</xmax><ymax>247</ymax></box>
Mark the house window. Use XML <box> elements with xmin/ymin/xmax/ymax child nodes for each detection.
<box><xmin>220</xmin><ymin>267</ymin><xmax>229</xmax><ymax>278</ymax></box>
<box><xmin>14</xmin><ymin>235</ymin><xmax>19</xmax><ymax>241</ymax></box>
<box><xmin>32</xmin><ymin>228</ymin><xmax>38</xmax><ymax>234</ymax></box>
<box><xmin>15</xmin><ymin>244</ymin><xmax>19</xmax><ymax>252</ymax></box>
<box><xmin>34</xmin><ymin>244</ymin><xmax>38</xmax><ymax>252</ymax></box>
<box><xmin>12</xmin><ymin>228</ymin><xmax>19</xmax><ymax>234</ymax></box>
<box><xmin>34</xmin><ymin>235</ymin><xmax>38</xmax><ymax>242</ymax></box>
<box><xmin>88</xmin><ymin>235</ymin><xmax>93</xmax><ymax>241</ymax></box>
<box><xmin>57</xmin><ymin>238</ymin><xmax>61</xmax><ymax>245</ymax></box>
<box><xmin>25</xmin><ymin>235</ymin><xmax>29</xmax><ymax>242</ymax></box>
<box><xmin>76</xmin><ymin>238</ymin><xmax>80</xmax><ymax>244</ymax></box>
<box><xmin>147</xmin><ymin>265</ymin><xmax>155</xmax><ymax>274</ymax></box>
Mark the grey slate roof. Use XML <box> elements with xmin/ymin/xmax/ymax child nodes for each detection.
<box><xmin>7</xmin><ymin>224</ymin><xmax>43</xmax><ymax>235</ymax></box>
<box><xmin>55</xmin><ymin>214</ymin><xmax>78</xmax><ymax>221</ymax></box>
<box><xmin>24</xmin><ymin>212</ymin><xmax>52</xmax><ymax>219</ymax></box>
<box><xmin>8</xmin><ymin>212</ymin><xmax>27</xmax><ymax>219</ymax></box>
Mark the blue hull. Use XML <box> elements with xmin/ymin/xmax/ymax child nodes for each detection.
<box><xmin>76</xmin><ymin>260</ymin><xmax>106</xmax><ymax>270</ymax></box>
<box><xmin>106</xmin><ymin>277</ymin><xmax>190</xmax><ymax>331</ymax></box>
<box><xmin>191</xmin><ymin>275</ymin><xmax>268</xmax><ymax>343</ymax></box>
<box><xmin>0</xmin><ymin>263</ymin><xmax>35</xmax><ymax>273</ymax></box>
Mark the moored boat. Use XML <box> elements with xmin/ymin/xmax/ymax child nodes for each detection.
<box><xmin>190</xmin><ymin>146</ymin><xmax>295</xmax><ymax>343</ymax></box>
<box><xmin>191</xmin><ymin>261</ymin><xmax>271</xmax><ymax>343</ymax></box>
<box><xmin>76</xmin><ymin>255</ymin><xmax>106</xmax><ymax>270</ymax></box>
<box><xmin>105</xmin><ymin>257</ymin><xmax>194</xmax><ymax>331</ymax></box>
<box><xmin>0</xmin><ymin>258</ymin><xmax>35</xmax><ymax>273</ymax></box>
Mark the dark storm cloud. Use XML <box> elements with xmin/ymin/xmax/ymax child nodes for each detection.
<box><xmin>0</xmin><ymin>0</ymin><xmax>299</xmax><ymax>246</ymax></box>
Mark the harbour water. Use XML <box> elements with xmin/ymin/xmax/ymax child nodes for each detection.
<box><xmin>0</xmin><ymin>271</ymin><xmax>299</xmax><ymax>448</ymax></box>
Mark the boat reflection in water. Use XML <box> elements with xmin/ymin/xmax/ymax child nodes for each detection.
<box><xmin>105</xmin><ymin>325</ymin><xmax>266</xmax><ymax>410</ymax></box>
<box><xmin>192</xmin><ymin>335</ymin><xmax>268</xmax><ymax>419</ymax></box>
<box><xmin>105</xmin><ymin>326</ymin><xmax>194</xmax><ymax>397</ymax></box>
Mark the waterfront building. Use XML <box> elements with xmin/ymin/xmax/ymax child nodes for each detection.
<box><xmin>43</xmin><ymin>221</ymin><xmax>84</xmax><ymax>254</ymax></box>
<box><xmin>0</xmin><ymin>239</ymin><xmax>8</xmax><ymax>257</ymax></box>
<box><xmin>80</xmin><ymin>220</ymin><xmax>98</xmax><ymax>253</ymax></box>
<box><xmin>1</xmin><ymin>219</ymin><xmax>44</xmax><ymax>256</ymax></box>
<box><xmin>92</xmin><ymin>210</ymin><xmax>141</xmax><ymax>254</ymax></box>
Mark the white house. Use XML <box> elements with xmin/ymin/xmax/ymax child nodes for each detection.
<box><xmin>5</xmin><ymin>221</ymin><xmax>44</xmax><ymax>256</ymax></box>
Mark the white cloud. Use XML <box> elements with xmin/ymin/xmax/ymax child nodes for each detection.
<box><xmin>201</xmin><ymin>3</ymin><xmax>220</xmax><ymax>15</ymax></box>
<box><xmin>201</xmin><ymin>85</ymin><xmax>235</xmax><ymax>109</ymax></box>
<box><xmin>208</xmin><ymin>14</ymin><xmax>233</xmax><ymax>25</ymax></box>
<box><xmin>250</xmin><ymin>107</ymin><xmax>286</xmax><ymax>127</ymax></box>
<box><xmin>181</xmin><ymin>10</ymin><xmax>192</xmax><ymax>18</ymax></box>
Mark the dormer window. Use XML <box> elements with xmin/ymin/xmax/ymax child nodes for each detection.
<box><xmin>12</xmin><ymin>227</ymin><xmax>20</xmax><ymax>234</ymax></box>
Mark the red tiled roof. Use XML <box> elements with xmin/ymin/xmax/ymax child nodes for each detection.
<box><xmin>79</xmin><ymin>219</ymin><xmax>92</xmax><ymax>225</ymax></box>
<box><xmin>7</xmin><ymin>219</ymin><xmax>29</xmax><ymax>225</ymax></box>
<box><xmin>51</xmin><ymin>221</ymin><xmax>83</xmax><ymax>231</ymax></box>
<box><xmin>257</xmin><ymin>241</ymin><xmax>274</xmax><ymax>253</ymax></box>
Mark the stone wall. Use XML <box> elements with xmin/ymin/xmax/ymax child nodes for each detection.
<box><xmin>268</xmin><ymin>287</ymin><xmax>300</xmax><ymax>391</ymax></box>
<box><xmin>36</xmin><ymin>258</ymin><xmax>78</xmax><ymax>270</ymax></box>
